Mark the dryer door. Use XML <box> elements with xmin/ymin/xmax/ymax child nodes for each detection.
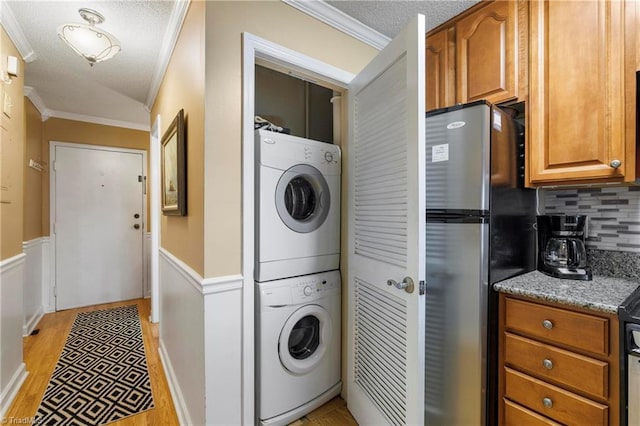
<box><xmin>275</xmin><ymin>164</ymin><xmax>330</xmax><ymax>233</ymax></box>
<box><xmin>279</xmin><ymin>304</ymin><xmax>332</xmax><ymax>375</ymax></box>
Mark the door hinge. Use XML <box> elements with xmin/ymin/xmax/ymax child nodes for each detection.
<box><xmin>419</xmin><ymin>280</ymin><xmax>425</xmax><ymax>295</ymax></box>
<box><xmin>52</xmin><ymin>161</ymin><xmax>56</xmax><ymax>171</ymax></box>
<box><xmin>53</xmin><ymin>286</ymin><xmax>57</xmax><ymax>297</ymax></box>
<box><xmin>53</xmin><ymin>223</ymin><xmax>56</xmax><ymax>234</ymax></box>
<box><xmin>143</xmin><ymin>176</ymin><xmax>147</xmax><ymax>195</ymax></box>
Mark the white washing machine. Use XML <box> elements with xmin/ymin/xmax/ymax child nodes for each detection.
<box><xmin>255</xmin><ymin>129</ymin><xmax>341</xmax><ymax>282</ymax></box>
<box><xmin>256</xmin><ymin>270</ymin><xmax>341</xmax><ymax>425</ymax></box>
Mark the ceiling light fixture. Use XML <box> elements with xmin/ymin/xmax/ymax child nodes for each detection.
<box><xmin>57</xmin><ymin>8</ymin><xmax>121</xmax><ymax>67</ymax></box>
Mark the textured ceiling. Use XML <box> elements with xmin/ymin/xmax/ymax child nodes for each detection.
<box><xmin>5</xmin><ymin>0</ymin><xmax>478</xmax><ymax>130</ymax></box>
<box><xmin>6</xmin><ymin>1</ymin><xmax>175</xmax><ymax>128</ymax></box>
<box><xmin>326</xmin><ymin>0</ymin><xmax>481</xmax><ymax>36</ymax></box>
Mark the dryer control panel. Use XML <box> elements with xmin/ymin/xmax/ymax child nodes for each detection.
<box><xmin>258</xmin><ymin>270</ymin><xmax>341</xmax><ymax>307</ymax></box>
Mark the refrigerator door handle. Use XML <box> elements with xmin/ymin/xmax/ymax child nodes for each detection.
<box><xmin>387</xmin><ymin>277</ymin><xmax>415</xmax><ymax>294</ymax></box>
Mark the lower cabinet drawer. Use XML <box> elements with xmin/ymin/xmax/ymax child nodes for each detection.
<box><xmin>504</xmin><ymin>367</ymin><xmax>608</xmax><ymax>426</ymax></box>
<box><xmin>504</xmin><ymin>399</ymin><xmax>561</xmax><ymax>426</ymax></box>
<box><xmin>504</xmin><ymin>332</ymin><xmax>609</xmax><ymax>399</ymax></box>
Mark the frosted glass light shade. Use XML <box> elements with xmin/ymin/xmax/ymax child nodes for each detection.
<box><xmin>57</xmin><ymin>23</ymin><xmax>121</xmax><ymax>66</ymax></box>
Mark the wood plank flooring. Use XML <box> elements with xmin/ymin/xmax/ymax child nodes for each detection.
<box><xmin>6</xmin><ymin>298</ymin><xmax>358</xmax><ymax>425</ymax></box>
<box><xmin>5</xmin><ymin>299</ymin><xmax>178</xmax><ymax>425</ymax></box>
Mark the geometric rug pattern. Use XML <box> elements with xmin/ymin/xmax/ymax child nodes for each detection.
<box><xmin>35</xmin><ymin>305</ymin><xmax>154</xmax><ymax>425</ymax></box>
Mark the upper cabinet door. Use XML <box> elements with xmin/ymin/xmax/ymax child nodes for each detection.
<box><xmin>426</xmin><ymin>27</ymin><xmax>455</xmax><ymax>111</ymax></box>
<box><xmin>346</xmin><ymin>14</ymin><xmax>426</xmax><ymax>426</ymax></box>
<box><xmin>456</xmin><ymin>0</ymin><xmax>521</xmax><ymax>105</ymax></box>
<box><xmin>528</xmin><ymin>0</ymin><xmax>635</xmax><ymax>185</ymax></box>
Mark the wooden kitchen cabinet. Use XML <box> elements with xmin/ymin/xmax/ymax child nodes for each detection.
<box><xmin>455</xmin><ymin>0</ymin><xmax>526</xmax><ymax>106</ymax></box>
<box><xmin>499</xmin><ymin>295</ymin><xmax>620</xmax><ymax>426</ymax></box>
<box><xmin>425</xmin><ymin>0</ymin><xmax>527</xmax><ymax>112</ymax></box>
<box><xmin>425</xmin><ymin>27</ymin><xmax>455</xmax><ymax>111</ymax></box>
<box><xmin>527</xmin><ymin>0</ymin><xmax>638</xmax><ymax>185</ymax></box>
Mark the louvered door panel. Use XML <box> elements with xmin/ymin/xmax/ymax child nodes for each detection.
<box><xmin>354</xmin><ymin>56</ymin><xmax>408</xmax><ymax>268</ymax></box>
<box><xmin>355</xmin><ymin>278</ymin><xmax>408</xmax><ymax>425</ymax></box>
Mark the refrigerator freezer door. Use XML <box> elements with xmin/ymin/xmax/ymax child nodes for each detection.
<box><xmin>425</xmin><ymin>103</ymin><xmax>491</xmax><ymax>212</ymax></box>
<box><xmin>425</xmin><ymin>221</ymin><xmax>489</xmax><ymax>426</ymax></box>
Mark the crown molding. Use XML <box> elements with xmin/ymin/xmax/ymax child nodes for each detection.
<box><xmin>282</xmin><ymin>0</ymin><xmax>390</xmax><ymax>51</ymax></box>
<box><xmin>24</xmin><ymin>86</ymin><xmax>49</xmax><ymax>120</ymax></box>
<box><xmin>0</xmin><ymin>2</ymin><xmax>37</xmax><ymax>62</ymax></box>
<box><xmin>47</xmin><ymin>110</ymin><xmax>150</xmax><ymax>131</ymax></box>
<box><xmin>144</xmin><ymin>0</ymin><xmax>191</xmax><ymax>110</ymax></box>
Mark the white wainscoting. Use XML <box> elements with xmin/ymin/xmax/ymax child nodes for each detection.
<box><xmin>144</xmin><ymin>232</ymin><xmax>151</xmax><ymax>298</ymax></box>
<box><xmin>158</xmin><ymin>248</ymin><xmax>243</xmax><ymax>426</ymax></box>
<box><xmin>0</xmin><ymin>253</ymin><xmax>28</xmax><ymax>417</ymax></box>
<box><xmin>22</xmin><ymin>238</ymin><xmax>49</xmax><ymax>335</ymax></box>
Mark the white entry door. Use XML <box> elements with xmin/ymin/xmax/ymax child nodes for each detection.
<box><xmin>346</xmin><ymin>15</ymin><xmax>426</xmax><ymax>425</ymax></box>
<box><xmin>53</xmin><ymin>144</ymin><xmax>144</xmax><ymax>310</ymax></box>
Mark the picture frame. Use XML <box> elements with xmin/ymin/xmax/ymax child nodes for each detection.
<box><xmin>161</xmin><ymin>109</ymin><xmax>186</xmax><ymax>216</ymax></box>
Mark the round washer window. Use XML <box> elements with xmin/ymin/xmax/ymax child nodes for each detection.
<box><xmin>279</xmin><ymin>304</ymin><xmax>332</xmax><ymax>375</ymax></box>
<box><xmin>288</xmin><ymin>315</ymin><xmax>320</xmax><ymax>360</ymax></box>
<box><xmin>275</xmin><ymin>164</ymin><xmax>330</xmax><ymax>234</ymax></box>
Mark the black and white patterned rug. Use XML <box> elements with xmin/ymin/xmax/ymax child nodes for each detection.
<box><xmin>36</xmin><ymin>305</ymin><xmax>155</xmax><ymax>425</ymax></box>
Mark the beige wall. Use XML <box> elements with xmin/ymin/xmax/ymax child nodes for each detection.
<box><xmin>151</xmin><ymin>1</ymin><xmax>205</xmax><ymax>275</ymax></box>
<box><xmin>203</xmin><ymin>1</ymin><xmax>377</xmax><ymax>277</ymax></box>
<box><xmin>41</xmin><ymin>118</ymin><xmax>149</xmax><ymax>235</ymax></box>
<box><xmin>1</xmin><ymin>26</ymin><xmax>25</xmax><ymax>260</ymax></box>
<box><xmin>23</xmin><ymin>98</ymin><xmax>43</xmax><ymax>242</ymax></box>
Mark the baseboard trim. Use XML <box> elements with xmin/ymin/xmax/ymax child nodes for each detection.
<box><xmin>0</xmin><ymin>362</ymin><xmax>28</xmax><ymax>418</ymax></box>
<box><xmin>23</xmin><ymin>306</ymin><xmax>44</xmax><ymax>337</ymax></box>
<box><xmin>158</xmin><ymin>340</ymin><xmax>193</xmax><ymax>426</ymax></box>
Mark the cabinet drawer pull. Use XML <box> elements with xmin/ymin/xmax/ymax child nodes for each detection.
<box><xmin>542</xmin><ymin>358</ymin><xmax>554</xmax><ymax>369</ymax></box>
<box><xmin>542</xmin><ymin>319</ymin><xmax>553</xmax><ymax>330</ymax></box>
<box><xmin>610</xmin><ymin>159</ymin><xmax>622</xmax><ymax>169</ymax></box>
<box><xmin>542</xmin><ymin>397</ymin><xmax>553</xmax><ymax>408</ymax></box>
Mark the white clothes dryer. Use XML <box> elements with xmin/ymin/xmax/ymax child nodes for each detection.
<box><xmin>255</xmin><ymin>129</ymin><xmax>341</xmax><ymax>282</ymax></box>
<box><xmin>256</xmin><ymin>270</ymin><xmax>341</xmax><ymax>425</ymax></box>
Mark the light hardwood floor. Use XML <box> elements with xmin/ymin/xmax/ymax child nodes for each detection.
<box><xmin>6</xmin><ymin>298</ymin><xmax>358</xmax><ymax>425</ymax></box>
<box><xmin>5</xmin><ymin>298</ymin><xmax>178</xmax><ymax>425</ymax></box>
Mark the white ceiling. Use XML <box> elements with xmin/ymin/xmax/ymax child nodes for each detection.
<box><xmin>326</xmin><ymin>0</ymin><xmax>480</xmax><ymax>37</ymax></box>
<box><xmin>2</xmin><ymin>0</ymin><xmax>478</xmax><ymax>131</ymax></box>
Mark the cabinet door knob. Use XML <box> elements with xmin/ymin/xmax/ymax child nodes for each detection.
<box><xmin>610</xmin><ymin>159</ymin><xmax>622</xmax><ymax>169</ymax></box>
<box><xmin>542</xmin><ymin>397</ymin><xmax>553</xmax><ymax>408</ymax></box>
<box><xmin>543</xmin><ymin>358</ymin><xmax>554</xmax><ymax>369</ymax></box>
<box><xmin>542</xmin><ymin>319</ymin><xmax>553</xmax><ymax>330</ymax></box>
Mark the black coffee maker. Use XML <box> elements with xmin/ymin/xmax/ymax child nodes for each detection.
<box><xmin>537</xmin><ymin>215</ymin><xmax>592</xmax><ymax>280</ymax></box>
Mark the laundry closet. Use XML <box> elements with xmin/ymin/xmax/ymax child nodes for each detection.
<box><xmin>253</xmin><ymin>63</ymin><xmax>346</xmax><ymax>425</ymax></box>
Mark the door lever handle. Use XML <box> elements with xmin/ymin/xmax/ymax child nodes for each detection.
<box><xmin>387</xmin><ymin>277</ymin><xmax>414</xmax><ymax>294</ymax></box>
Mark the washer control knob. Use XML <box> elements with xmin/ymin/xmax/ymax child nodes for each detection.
<box><xmin>324</xmin><ymin>151</ymin><xmax>334</xmax><ymax>162</ymax></box>
<box><xmin>303</xmin><ymin>286</ymin><xmax>312</xmax><ymax>296</ymax></box>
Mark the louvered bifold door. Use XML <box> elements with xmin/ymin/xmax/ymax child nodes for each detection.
<box><xmin>346</xmin><ymin>15</ymin><xmax>426</xmax><ymax>426</ymax></box>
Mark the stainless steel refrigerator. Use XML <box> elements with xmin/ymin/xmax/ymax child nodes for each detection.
<box><xmin>424</xmin><ymin>101</ymin><xmax>536</xmax><ymax>426</ymax></box>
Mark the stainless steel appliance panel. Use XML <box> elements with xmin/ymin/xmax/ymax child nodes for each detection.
<box><xmin>425</xmin><ymin>104</ymin><xmax>490</xmax><ymax>212</ymax></box>
<box><xmin>425</xmin><ymin>220</ymin><xmax>489</xmax><ymax>426</ymax></box>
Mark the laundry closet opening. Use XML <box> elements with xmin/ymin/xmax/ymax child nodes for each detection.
<box><xmin>254</xmin><ymin>62</ymin><xmax>341</xmax><ymax>144</ymax></box>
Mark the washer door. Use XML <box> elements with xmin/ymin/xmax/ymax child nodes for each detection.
<box><xmin>275</xmin><ymin>164</ymin><xmax>330</xmax><ymax>233</ymax></box>
<box><xmin>279</xmin><ymin>304</ymin><xmax>332</xmax><ymax>375</ymax></box>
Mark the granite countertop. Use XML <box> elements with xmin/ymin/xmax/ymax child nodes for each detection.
<box><xmin>494</xmin><ymin>270</ymin><xmax>640</xmax><ymax>314</ymax></box>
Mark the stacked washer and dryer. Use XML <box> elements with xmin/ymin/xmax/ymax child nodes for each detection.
<box><xmin>254</xmin><ymin>129</ymin><xmax>342</xmax><ymax>425</ymax></box>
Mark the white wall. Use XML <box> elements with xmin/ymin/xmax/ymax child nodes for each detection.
<box><xmin>0</xmin><ymin>254</ymin><xmax>28</xmax><ymax>416</ymax></box>
<box><xmin>159</xmin><ymin>249</ymin><xmax>205</xmax><ymax>425</ymax></box>
<box><xmin>22</xmin><ymin>238</ymin><xmax>47</xmax><ymax>335</ymax></box>
<box><xmin>159</xmin><ymin>248</ymin><xmax>244</xmax><ymax>426</ymax></box>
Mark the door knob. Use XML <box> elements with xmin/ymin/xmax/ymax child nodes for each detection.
<box><xmin>387</xmin><ymin>277</ymin><xmax>414</xmax><ymax>294</ymax></box>
<box><xmin>610</xmin><ymin>159</ymin><xmax>621</xmax><ymax>169</ymax></box>
<box><xmin>133</xmin><ymin>224</ymin><xmax>140</xmax><ymax>230</ymax></box>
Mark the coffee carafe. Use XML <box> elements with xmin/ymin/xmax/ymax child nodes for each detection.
<box><xmin>537</xmin><ymin>215</ymin><xmax>592</xmax><ymax>280</ymax></box>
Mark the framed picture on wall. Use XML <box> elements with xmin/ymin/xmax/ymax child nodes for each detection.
<box><xmin>161</xmin><ymin>109</ymin><xmax>186</xmax><ymax>216</ymax></box>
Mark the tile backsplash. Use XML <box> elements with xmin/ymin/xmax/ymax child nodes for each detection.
<box><xmin>544</xmin><ymin>186</ymin><xmax>640</xmax><ymax>253</ymax></box>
